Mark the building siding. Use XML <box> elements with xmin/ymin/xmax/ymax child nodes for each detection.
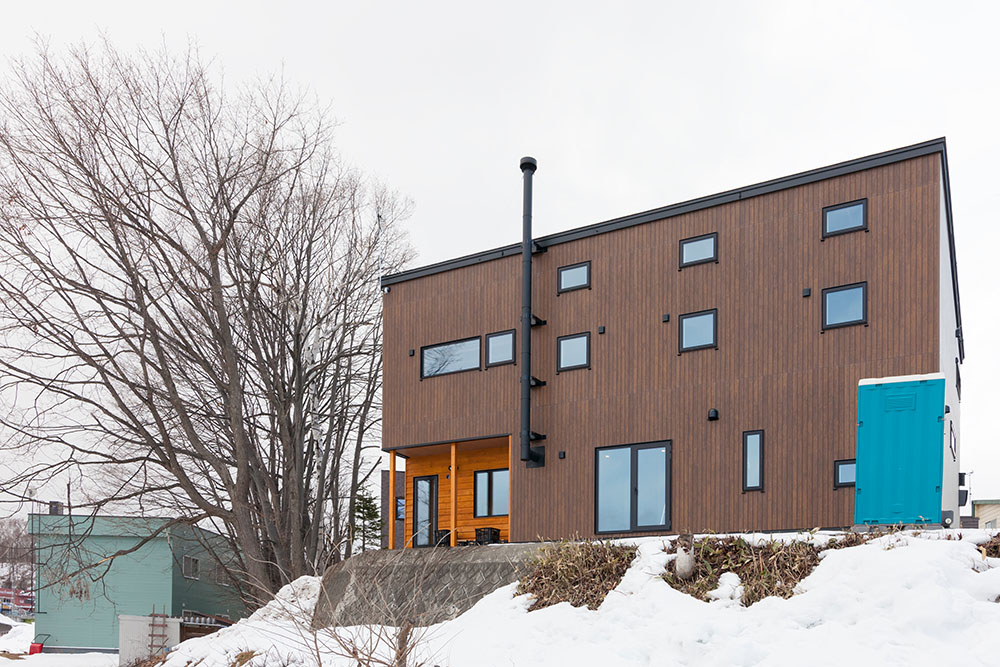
<box><xmin>384</xmin><ymin>153</ymin><xmax>943</xmax><ymax>540</ymax></box>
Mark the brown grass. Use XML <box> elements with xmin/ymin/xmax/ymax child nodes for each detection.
<box><xmin>979</xmin><ymin>534</ymin><xmax>1000</xmax><ymax>559</ymax></box>
<box><xmin>662</xmin><ymin>531</ymin><xmax>891</xmax><ymax>606</ymax></box>
<box><xmin>231</xmin><ymin>651</ymin><xmax>257</xmax><ymax>667</ymax></box>
<box><xmin>0</xmin><ymin>652</ymin><xmax>24</xmax><ymax>661</ymax></box>
<box><xmin>516</xmin><ymin>540</ymin><xmax>637</xmax><ymax>611</ymax></box>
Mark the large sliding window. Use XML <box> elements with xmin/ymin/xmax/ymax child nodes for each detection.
<box><xmin>743</xmin><ymin>430</ymin><xmax>764</xmax><ymax>492</ymax></box>
<box><xmin>420</xmin><ymin>337</ymin><xmax>480</xmax><ymax>378</ymax></box>
<box><xmin>595</xmin><ymin>441</ymin><xmax>671</xmax><ymax>533</ymax></box>
<box><xmin>474</xmin><ymin>469</ymin><xmax>509</xmax><ymax>517</ymax></box>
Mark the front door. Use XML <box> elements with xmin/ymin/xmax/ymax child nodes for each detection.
<box><xmin>413</xmin><ymin>475</ymin><xmax>438</xmax><ymax>547</ymax></box>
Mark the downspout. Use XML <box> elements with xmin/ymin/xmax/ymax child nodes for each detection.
<box><xmin>520</xmin><ymin>157</ymin><xmax>544</xmax><ymax>467</ymax></box>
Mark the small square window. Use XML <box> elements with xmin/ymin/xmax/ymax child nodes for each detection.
<box><xmin>679</xmin><ymin>309</ymin><xmax>717</xmax><ymax>352</ymax></box>
<box><xmin>183</xmin><ymin>555</ymin><xmax>200</xmax><ymax>579</ymax></box>
<box><xmin>835</xmin><ymin>459</ymin><xmax>856</xmax><ymax>487</ymax></box>
<box><xmin>743</xmin><ymin>431</ymin><xmax>763</xmax><ymax>492</ymax></box>
<box><xmin>558</xmin><ymin>261</ymin><xmax>590</xmax><ymax>293</ymax></box>
<box><xmin>557</xmin><ymin>332</ymin><xmax>590</xmax><ymax>371</ymax></box>
<box><xmin>822</xmin><ymin>282</ymin><xmax>867</xmax><ymax>329</ymax></box>
<box><xmin>395</xmin><ymin>496</ymin><xmax>405</xmax><ymax>521</ymax></box>
<box><xmin>679</xmin><ymin>233</ymin><xmax>718</xmax><ymax>268</ymax></box>
<box><xmin>485</xmin><ymin>330</ymin><xmax>515</xmax><ymax>367</ymax></box>
<box><xmin>823</xmin><ymin>199</ymin><xmax>867</xmax><ymax>238</ymax></box>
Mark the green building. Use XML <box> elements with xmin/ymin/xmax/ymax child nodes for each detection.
<box><xmin>29</xmin><ymin>514</ymin><xmax>247</xmax><ymax>653</ymax></box>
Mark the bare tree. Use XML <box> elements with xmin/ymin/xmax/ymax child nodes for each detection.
<box><xmin>0</xmin><ymin>518</ymin><xmax>32</xmax><ymax>590</ymax></box>
<box><xmin>0</xmin><ymin>41</ymin><xmax>412</xmax><ymax>604</ymax></box>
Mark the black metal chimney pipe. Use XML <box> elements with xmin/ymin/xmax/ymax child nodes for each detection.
<box><xmin>520</xmin><ymin>156</ymin><xmax>539</xmax><ymax>465</ymax></box>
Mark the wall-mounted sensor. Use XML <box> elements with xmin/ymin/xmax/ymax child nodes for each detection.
<box><xmin>708</xmin><ymin>408</ymin><xmax>720</xmax><ymax>421</ymax></box>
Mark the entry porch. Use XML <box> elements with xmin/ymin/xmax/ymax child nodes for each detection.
<box><xmin>387</xmin><ymin>435</ymin><xmax>511</xmax><ymax>548</ymax></box>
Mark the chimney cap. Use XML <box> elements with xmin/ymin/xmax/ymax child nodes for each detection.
<box><xmin>520</xmin><ymin>156</ymin><xmax>537</xmax><ymax>173</ymax></box>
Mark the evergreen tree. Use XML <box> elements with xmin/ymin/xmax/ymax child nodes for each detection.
<box><xmin>354</xmin><ymin>488</ymin><xmax>383</xmax><ymax>552</ymax></box>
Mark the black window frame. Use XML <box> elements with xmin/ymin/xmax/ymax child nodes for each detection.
<box><xmin>412</xmin><ymin>474</ymin><xmax>439</xmax><ymax>548</ymax></box>
<box><xmin>678</xmin><ymin>308</ymin><xmax>718</xmax><ymax>353</ymax></box>
<box><xmin>834</xmin><ymin>459</ymin><xmax>856</xmax><ymax>488</ymax></box>
<box><xmin>484</xmin><ymin>329</ymin><xmax>516</xmax><ymax>368</ymax></box>
<box><xmin>556</xmin><ymin>332</ymin><xmax>590</xmax><ymax>372</ymax></box>
<box><xmin>679</xmin><ymin>232</ymin><xmax>719</xmax><ymax>269</ymax></box>
<box><xmin>822</xmin><ymin>198</ymin><xmax>868</xmax><ymax>239</ymax></box>
<box><xmin>557</xmin><ymin>260</ymin><xmax>591</xmax><ymax>294</ymax></box>
<box><xmin>822</xmin><ymin>282</ymin><xmax>867</xmax><ymax>330</ymax></box>
<box><xmin>956</xmin><ymin>357</ymin><xmax>962</xmax><ymax>400</ymax></box>
<box><xmin>594</xmin><ymin>440</ymin><xmax>672</xmax><ymax>535</ymax></box>
<box><xmin>742</xmin><ymin>430</ymin><xmax>764</xmax><ymax>493</ymax></box>
<box><xmin>182</xmin><ymin>555</ymin><xmax>200</xmax><ymax>580</ymax></box>
<box><xmin>473</xmin><ymin>468</ymin><xmax>510</xmax><ymax>518</ymax></box>
<box><xmin>419</xmin><ymin>335</ymin><xmax>481</xmax><ymax>379</ymax></box>
<box><xmin>395</xmin><ymin>496</ymin><xmax>405</xmax><ymax>521</ymax></box>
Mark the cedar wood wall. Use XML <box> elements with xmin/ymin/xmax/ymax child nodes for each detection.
<box><xmin>383</xmin><ymin>154</ymin><xmax>942</xmax><ymax>540</ymax></box>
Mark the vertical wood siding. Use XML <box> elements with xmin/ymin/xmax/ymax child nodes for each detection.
<box><xmin>384</xmin><ymin>154</ymin><xmax>942</xmax><ymax>540</ymax></box>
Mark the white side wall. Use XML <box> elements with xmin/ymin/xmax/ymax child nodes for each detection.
<box><xmin>939</xmin><ymin>167</ymin><xmax>961</xmax><ymax>524</ymax></box>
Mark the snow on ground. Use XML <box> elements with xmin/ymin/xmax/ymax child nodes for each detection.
<box><xmin>0</xmin><ymin>612</ymin><xmax>34</xmax><ymax>653</ymax></box>
<box><xmin>134</xmin><ymin>531</ymin><xmax>1000</xmax><ymax>666</ymax></box>
<box><xmin>2</xmin><ymin>655</ymin><xmax>117</xmax><ymax>667</ymax></box>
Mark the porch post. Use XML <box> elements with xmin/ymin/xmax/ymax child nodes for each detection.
<box><xmin>388</xmin><ymin>451</ymin><xmax>396</xmax><ymax>550</ymax></box>
<box><xmin>450</xmin><ymin>442</ymin><xmax>457</xmax><ymax>546</ymax></box>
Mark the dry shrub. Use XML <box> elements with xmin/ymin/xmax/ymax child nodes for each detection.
<box><xmin>979</xmin><ymin>535</ymin><xmax>1000</xmax><ymax>559</ymax></box>
<box><xmin>231</xmin><ymin>651</ymin><xmax>257</xmax><ymax>667</ymax></box>
<box><xmin>516</xmin><ymin>540</ymin><xmax>637</xmax><ymax>611</ymax></box>
<box><xmin>122</xmin><ymin>656</ymin><xmax>165</xmax><ymax>667</ymax></box>
<box><xmin>663</xmin><ymin>536</ymin><xmax>822</xmax><ymax>606</ymax></box>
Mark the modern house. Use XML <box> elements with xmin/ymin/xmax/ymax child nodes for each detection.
<box><xmin>972</xmin><ymin>500</ymin><xmax>1000</xmax><ymax>530</ymax></box>
<box><xmin>380</xmin><ymin>138</ymin><xmax>964</xmax><ymax>547</ymax></box>
<box><xmin>29</xmin><ymin>514</ymin><xmax>246</xmax><ymax>653</ymax></box>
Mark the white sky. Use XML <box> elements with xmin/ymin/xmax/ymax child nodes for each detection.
<box><xmin>2</xmin><ymin>1</ymin><xmax>998</xmax><ymax>504</ymax></box>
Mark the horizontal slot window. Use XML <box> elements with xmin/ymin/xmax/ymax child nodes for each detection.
<box><xmin>485</xmin><ymin>330</ymin><xmax>515</xmax><ymax>367</ymax></box>
<box><xmin>557</xmin><ymin>332</ymin><xmax>590</xmax><ymax>371</ymax></box>
<box><xmin>679</xmin><ymin>309</ymin><xmax>717</xmax><ymax>352</ymax></box>
<box><xmin>835</xmin><ymin>459</ymin><xmax>856</xmax><ymax>487</ymax></box>
<box><xmin>822</xmin><ymin>282</ymin><xmax>867</xmax><ymax>329</ymax></box>
<box><xmin>421</xmin><ymin>337</ymin><xmax>480</xmax><ymax>378</ymax></box>
<box><xmin>823</xmin><ymin>199</ymin><xmax>867</xmax><ymax>237</ymax></box>
<box><xmin>558</xmin><ymin>261</ymin><xmax>590</xmax><ymax>293</ymax></box>
<box><xmin>679</xmin><ymin>233</ymin><xmax>718</xmax><ymax>268</ymax></box>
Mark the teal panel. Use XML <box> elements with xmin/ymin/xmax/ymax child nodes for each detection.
<box><xmin>855</xmin><ymin>378</ymin><xmax>945</xmax><ymax>525</ymax></box>
<box><xmin>167</xmin><ymin>525</ymin><xmax>247</xmax><ymax>621</ymax></box>
<box><xmin>30</xmin><ymin>516</ymin><xmax>173</xmax><ymax>650</ymax></box>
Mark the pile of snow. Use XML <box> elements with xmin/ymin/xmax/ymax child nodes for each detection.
<box><xmin>0</xmin><ymin>611</ymin><xmax>34</xmax><ymax>653</ymax></box>
<box><xmin>158</xmin><ymin>531</ymin><xmax>1000</xmax><ymax>666</ymax></box>
<box><xmin>161</xmin><ymin>576</ymin><xmax>323</xmax><ymax>667</ymax></box>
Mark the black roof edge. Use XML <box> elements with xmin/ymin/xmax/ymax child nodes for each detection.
<box><xmin>381</xmin><ymin>138</ymin><xmax>962</xmax><ymax>358</ymax></box>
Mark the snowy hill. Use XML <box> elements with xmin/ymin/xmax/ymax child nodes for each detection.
<box><xmin>13</xmin><ymin>530</ymin><xmax>1000</xmax><ymax>666</ymax></box>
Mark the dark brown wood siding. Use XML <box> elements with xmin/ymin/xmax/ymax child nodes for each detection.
<box><xmin>384</xmin><ymin>153</ymin><xmax>942</xmax><ymax>540</ymax></box>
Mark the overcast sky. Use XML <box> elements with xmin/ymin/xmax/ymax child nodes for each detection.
<box><xmin>2</xmin><ymin>1</ymin><xmax>998</xmax><ymax>504</ymax></box>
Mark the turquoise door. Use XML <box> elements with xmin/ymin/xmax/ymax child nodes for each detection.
<box><xmin>855</xmin><ymin>378</ymin><xmax>944</xmax><ymax>525</ymax></box>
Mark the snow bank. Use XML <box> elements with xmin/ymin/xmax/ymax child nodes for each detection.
<box><xmin>161</xmin><ymin>575</ymin><xmax>323</xmax><ymax>667</ymax></box>
<box><xmin>160</xmin><ymin>532</ymin><xmax>1000</xmax><ymax>667</ymax></box>
<box><xmin>0</xmin><ymin>611</ymin><xmax>34</xmax><ymax>653</ymax></box>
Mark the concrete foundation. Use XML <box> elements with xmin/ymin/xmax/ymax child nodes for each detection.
<box><xmin>312</xmin><ymin>543</ymin><xmax>542</xmax><ymax>628</ymax></box>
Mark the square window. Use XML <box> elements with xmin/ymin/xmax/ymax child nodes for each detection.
<box><xmin>679</xmin><ymin>233</ymin><xmax>718</xmax><ymax>268</ymax></box>
<box><xmin>822</xmin><ymin>283</ymin><xmax>867</xmax><ymax>329</ymax></box>
<box><xmin>421</xmin><ymin>337</ymin><xmax>480</xmax><ymax>378</ymax></box>
<box><xmin>558</xmin><ymin>261</ymin><xmax>590</xmax><ymax>293</ymax></box>
<box><xmin>557</xmin><ymin>332</ymin><xmax>590</xmax><ymax>371</ymax></box>
<box><xmin>182</xmin><ymin>555</ymin><xmax>200</xmax><ymax>579</ymax></box>
<box><xmin>743</xmin><ymin>431</ymin><xmax>763</xmax><ymax>492</ymax></box>
<box><xmin>474</xmin><ymin>469</ymin><xmax>509</xmax><ymax>518</ymax></box>
<box><xmin>679</xmin><ymin>309</ymin><xmax>717</xmax><ymax>352</ymax></box>
<box><xmin>823</xmin><ymin>199</ymin><xmax>867</xmax><ymax>238</ymax></box>
<box><xmin>485</xmin><ymin>330</ymin><xmax>515</xmax><ymax>367</ymax></box>
<box><xmin>835</xmin><ymin>459</ymin><xmax>856</xmax><ymax>487</ymax></box>
<box><xmin>596</xmin><ymin>442</ymin><xmax>671</xmax><ymax>533</ymax></box>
